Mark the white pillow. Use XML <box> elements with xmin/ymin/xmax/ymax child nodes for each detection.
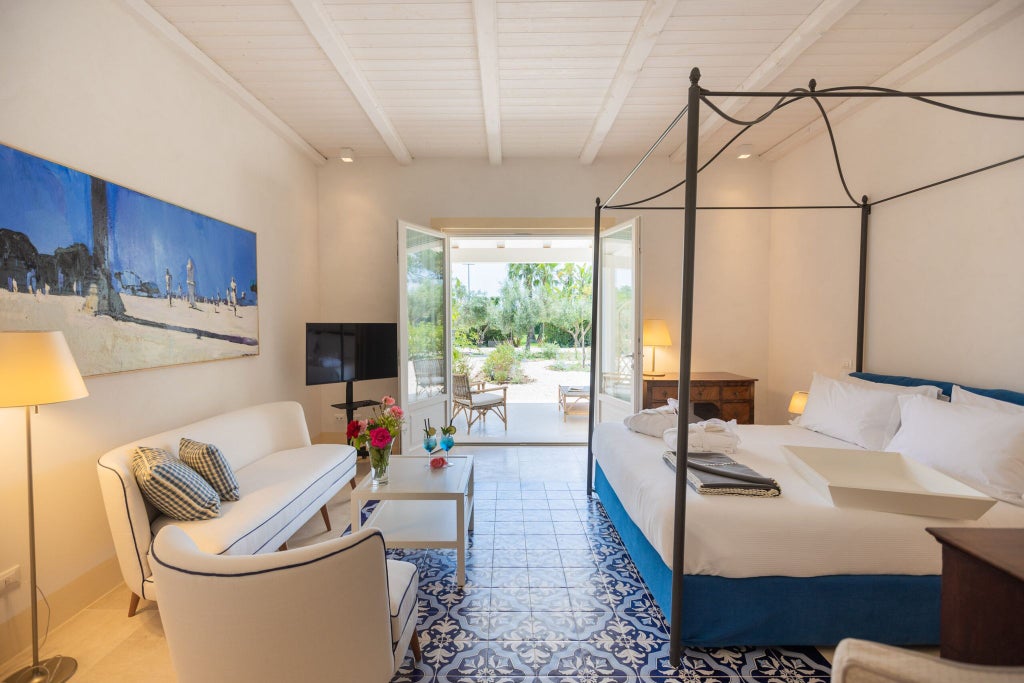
<box><xmin>887</xmin><ymin>394</ymin><xmax>1024</xmax><ymax>505</ymax></box>
<box><xmin>797</xmin><ymin>373</ymin><xmax>904</xmax><ymax>450</ymax></box>
<box><xmin>952</xmin><ymin>385</ymin><xmax>1024</xmax><ymax>415</ymax></box>
<box><xmin>844</xmin><ymin>375</ymin><xmax>942</xmax><ymax>400</ymax></box>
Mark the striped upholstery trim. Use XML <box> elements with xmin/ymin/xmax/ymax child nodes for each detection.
<box><xmin>179</xmin><ymin>438</ymin><xmax>240</xmax><ymax>502</ymax></box>
<box><xmin>131</xmin><ymin>447</ymin><xmax>220</xmax><ymax>521</ymax></box>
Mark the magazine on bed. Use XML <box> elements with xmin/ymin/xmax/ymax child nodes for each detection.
<box><xmin>662</xmin><ymin>450</ymin><xmax>781</xmax><ymax>497</ymax></box>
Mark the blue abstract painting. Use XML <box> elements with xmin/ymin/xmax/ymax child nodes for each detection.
<box><xmin>0</xmin><ymin>143</ymin><xmax>258</xmax><ymax>375</ymax></box>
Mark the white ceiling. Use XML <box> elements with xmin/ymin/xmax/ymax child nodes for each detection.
<box><xmin>137</xmin><ymin>0</ymin><xmax>1017</xmax><ymax>165</ymax></box>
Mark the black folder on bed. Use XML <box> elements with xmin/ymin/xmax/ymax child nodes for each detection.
<box><xmin>662</xmin><ymin>451</ymin><xmax>781</xmax><ymax>497</ymax></box>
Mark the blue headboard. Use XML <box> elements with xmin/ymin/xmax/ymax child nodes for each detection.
<box><xmin>850</xmin><ymin>372</ymin><xmax>1024</xmax><ymax>407</ymax></box>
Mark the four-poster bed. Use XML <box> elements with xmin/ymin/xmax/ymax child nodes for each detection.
<box><xmin>584</xmin><ymin>68</ymin><xmax>1024</xmax><ymax>664</ymax></box>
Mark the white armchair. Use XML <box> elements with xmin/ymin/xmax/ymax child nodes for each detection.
<box><xmin>151</xmin><ymin>526</ymin><xmax>420</xmax><ymax>683</ymax></box>
<box><xmin>831</xmin><ymin>639</ymin><xmax>1024</xmax><ymax>683</ymax></box>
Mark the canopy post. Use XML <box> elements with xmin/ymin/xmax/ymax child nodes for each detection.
<box><xmin>856</xmin><ymin>195</ymin><xmax>871</xmax><ymax>373</ymax></box>
<box><xmin>669</xmin><ymin>66</ymin><xmax>702</xmax><ymax>668</ymax></box>
<box><xmin>586</xmin><ymin>197</ymin><xmax>602</xmax><ymax>496</ymax></box>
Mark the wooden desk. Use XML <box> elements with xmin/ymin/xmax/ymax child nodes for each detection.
<box><xmin>926</xmin><ymin>527</ymin><xmax>1024</xmax><ymax>666</ymax></box>
<box><xmin>642</xmin><ymin>372</ymin><xmax>757</xmax><ymax>424</ymax></box>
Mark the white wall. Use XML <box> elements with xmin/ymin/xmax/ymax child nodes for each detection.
<box><xmin>0</xmin><ymin>0</ymin><xmax>320</xmax><ymax>651</ymax></box>
<box><xmin>765</xmin><ymin>12</ymin><xmax>1024</xmax><ymax>424</ymax></box>
<box><xmin>317</xmin><ymin>155</ymin><xmax>774</xmax><ymax>432</ymax></box>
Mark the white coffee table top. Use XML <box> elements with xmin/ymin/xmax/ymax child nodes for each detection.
<box><xmin>353</xmin><ymin>454</ymin><xmax>473</xmax><ymax>498</ymax></box>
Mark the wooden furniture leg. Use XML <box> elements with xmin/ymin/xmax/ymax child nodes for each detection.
<box><xmin>320</xmin><ymin>504</ymin><xmax>332</xmax><ymax>531</ymax></box>
<box><xmin>278</xmin><ymin>542</ymin><xmax>288</xmax><ymax>551</ymax></box>
<box><xmin>410</xmin><ymin>630</ymin><xmax>422</xmax><ymax>662</ymax></box>
<box><xmin>349</xmin><ymin>478</ymin><xmax>357</xmax><ymax>490</ymax></box>
<box><xmin>128</xmin><ymin>592</ymin><xmax>141</xmax><ymax>618</ymax></box>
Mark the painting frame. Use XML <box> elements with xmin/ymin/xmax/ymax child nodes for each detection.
<box><xmin>0</xmin><ymin>141</ymin><xmax>260</xmax><ymax>377</ymax></box>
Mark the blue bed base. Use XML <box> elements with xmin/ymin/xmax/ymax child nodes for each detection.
<box><xmin>594</xmin><ymin>464</ymin><xmax>940</xmax><ymax>647</ymax></box>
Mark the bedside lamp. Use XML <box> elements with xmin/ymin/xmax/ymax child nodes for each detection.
<box><xmin>642</xmin><ymin>319</ymin><xmax>672</xmax><ymax>377</ymax></box>
<box><xmin>788</xmin><ymin>391</ymin><xmax>809</xmax><ymax>417</ymax></box>
<box><xmin>0</xmin><ymin>331</ymin><xmax>88</xmax><ymax>683</ymax></box>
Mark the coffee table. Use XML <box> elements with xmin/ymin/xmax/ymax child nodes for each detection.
<box><xmin>350</xmin><ymin>454</ymin><xmax>475</xmax><ymax>585</ymax></box>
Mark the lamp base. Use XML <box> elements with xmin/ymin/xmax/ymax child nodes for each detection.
<box><xmin>3</xmin><ymin>656</ymin><xmax>77</xmax><ymax>683</ymax></box>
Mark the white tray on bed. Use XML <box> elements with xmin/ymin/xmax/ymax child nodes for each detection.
<box><xmin>782</xmin><ymin>446</ymin><xmax>997</xmax><ymax>520</ymax></box>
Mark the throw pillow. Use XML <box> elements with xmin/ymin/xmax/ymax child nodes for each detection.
<box><xmin>887</xmin><ymin>394</ymin><xmax>1024</xmax><ymax>506</ymax></box>
<box><xmin>179</xmin><ymin>437</ymin><xmax>240</xmax><ymax>501</ymax></box>
<box><xmin>131</xmin><ymin>446</ymin><xmax>220</xmax><ymax>521</ymax></box>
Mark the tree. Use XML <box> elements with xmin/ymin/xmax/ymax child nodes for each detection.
<box><xmin>551</xmin><ymin>263</ymin><xmax>593</xmax><ymax>363</ymax></box>
<box><xmin>452</xmin><ymin>277</ymin><xmax>495</xmax><ymax>346</ymax></box>
<box><xmin>508</xmin><ymin>263</ymin><xmax>558</xmax><ymax>343</ymax></box>
<box><xmin>491</xmin><ymin>279</ymin><xmax>540</xmax><ymax>347</ymax></box>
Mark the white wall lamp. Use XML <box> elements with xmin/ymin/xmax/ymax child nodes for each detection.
<box><xmin>339</xmin><ymin>148</ymin><xmax>355</xmax><ymax>163</ymax></box>
<box><xmin>736</xmin><ymin>144</ymin><xmax>754</xmax><ymax>160</ymax></box>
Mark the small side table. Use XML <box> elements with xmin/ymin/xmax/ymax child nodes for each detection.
<box><xmin>351</xmin><ymin>455</ymin><xmax>475</xmax><ymax>586</ymax></box>
<box><xmin>926</xmin><ymin>527</ymin><xmax>1024</xmax><ymax>665</ymax></box>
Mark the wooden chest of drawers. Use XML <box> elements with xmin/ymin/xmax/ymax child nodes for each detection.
<box><xmin>642</xmin><ymin>372</ymin><xmax>757</xmax><ymax>424</ymax></box>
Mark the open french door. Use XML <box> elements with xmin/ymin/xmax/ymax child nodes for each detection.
<box><xmin>398</xmin><ymin>220</ymin><xmax>452</xmax><ymax>453</ymax></box>
<box><xmin>595</xmin><ymin>217</ymin><xmax>642</xmax><ymax>423</ymax></box>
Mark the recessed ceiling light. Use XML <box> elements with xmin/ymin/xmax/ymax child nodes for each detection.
<box><xmin>339</xmin><ymin>148</ymin><xmax>355</xmax><ymax>163</ymax></box>
<box><xmin>736</xmin><ymin>144</ymin><xmax>753</xmax><ymax>160</ymax></box>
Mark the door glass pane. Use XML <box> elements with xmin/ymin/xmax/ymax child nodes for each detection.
<box><xmin>600</xmin><ymin>226</ymin><xmax>635</xmax><ymax>402</ymax></box>
<box><xmin>406</xmin><ymin>228</ymin><xmax>446</xmax><ymax>404</ymax></box>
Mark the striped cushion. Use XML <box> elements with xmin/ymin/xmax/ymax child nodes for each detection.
<box><xmin>130</xmin><ymin>447</ymin><xmax>220</xmax><ymax>521</ymax></box>
<box><xmin>179</xmin><ymin>438</ymin><xmax>240</xmax><ymax>501</ymax></box>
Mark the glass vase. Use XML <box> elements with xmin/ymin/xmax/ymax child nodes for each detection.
<box><xmin>370</xmin><ymin>443</ymin><xmax>392</xmax><ymax>486</ymax></box>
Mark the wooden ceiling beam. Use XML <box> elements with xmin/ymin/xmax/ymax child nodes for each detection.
<box><xmin>579</xmin><ymin>0</ymin><xmax>678</xmax><ymax>165</ymax></box>
<box><xmin>763</xmin><ymin>0</ymin><xmax>1024</xmax><ymax>161</ymax></box>
<box><xmin>471</xmin><ymin>0</ymin><xmax>502</xmax><ymax>165</ymax></box>
<box><xmin>289</xmin><ymin>0</ymin><xmax>413</xmax><ymax>165</ymax></box>
<box><xmin>123</xmin><ymin>0</ymin><xmax>326</xmax><ymax>166</ymax></box>
<box><xmin>668</xmin><ymin>0</ymin><xmax>859</xmax><ymax>163</ymax></box>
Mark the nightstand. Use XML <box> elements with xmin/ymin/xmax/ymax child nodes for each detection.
<box><xmin>927</xmin><ymin>527</ymin><xmax>1024</xmax><ymax>665</ymax></box>
<box><xmin>642</xmin><ymin>372</ymin><xmax>757</xmax><ymax>424</ymax></box>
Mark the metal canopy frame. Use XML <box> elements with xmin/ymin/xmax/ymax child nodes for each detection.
<box><xmin>584</xmin><ymin>67</ymin><xmax>1024</xmax><ymax>666</ymax></box>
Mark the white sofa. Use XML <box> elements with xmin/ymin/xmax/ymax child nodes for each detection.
<box><xmin>97</xmin><ymin>401</ymin><xmax>357</xmax><ymax>616</ymax></box>
<box><xmin>152</xmin><ymin>526</ymin><xmax>420</xmax><ymax>683</ymax></box>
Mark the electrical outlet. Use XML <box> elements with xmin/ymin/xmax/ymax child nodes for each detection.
<box><xmin>0</xmin><ymin>565</ymin><xmax>20</xmax><ymax>590</ymax></box>
<box><xmin>841</xmin><ymin>359</ymin><xmax>852</xmax><ymax>369</ymax></box>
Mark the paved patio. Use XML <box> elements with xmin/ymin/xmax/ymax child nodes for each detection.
<box><xmin>456</xmin><ymin>401</ymin><xmax>588</xmax><ymax>444</ymax></box>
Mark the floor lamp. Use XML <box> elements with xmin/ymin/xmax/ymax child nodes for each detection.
<box><xmin>1</xmin><ymin>332</ymin><xmax>88</xmax><ymax>683</ymax></box>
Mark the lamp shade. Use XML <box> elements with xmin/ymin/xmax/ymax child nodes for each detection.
<box><xmin>788</xmin><ymin>391</ymin><xmax>809</xmax><ymax>415</ymax></box>
<box><xmin>0</xmin><ymin>331</ymin><xmax>88</xmax><ymax>408</ymax></box>
<box><xmin>642</xmin><ymin>319</ymin><xmax>672</xmax><ymax>347</ymax></box>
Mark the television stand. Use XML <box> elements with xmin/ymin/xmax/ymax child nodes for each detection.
<box><xmin>330</xmin><ymin>380</ymin><xmax>381</xmax><ymax>426</ymax></box>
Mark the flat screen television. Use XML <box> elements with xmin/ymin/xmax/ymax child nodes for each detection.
<box><xmin>305</xmin><ymin>323</ymin><xmax>398</xmax><ymax>386</ymax></box>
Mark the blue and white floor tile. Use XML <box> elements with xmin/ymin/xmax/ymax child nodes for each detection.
<box><xmin>360</xmin><ymin>477</ymin><xmax>831</xmax><ymax>683</ymax></box>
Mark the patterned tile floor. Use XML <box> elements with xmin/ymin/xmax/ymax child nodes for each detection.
<box><xmin>353</xmin><ymin>467</ymin><xmax>832</xmax><ymax>683</ymax></box>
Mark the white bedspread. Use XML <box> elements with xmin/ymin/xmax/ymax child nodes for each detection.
<box><xmin>593</xmin><ymin>422</ymin><xmax>1024</xmax><ymax>578</ymax></box>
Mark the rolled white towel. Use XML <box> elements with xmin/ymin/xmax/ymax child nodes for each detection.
<box><xmin>663</xmin><ymin>418</ymin><xmax>741</xmax><ymax>454</ymax></box>
<box><xmin>623</xmin><ymin>404</ymin><xmax>676</xmax><ymax>437</ymax></box>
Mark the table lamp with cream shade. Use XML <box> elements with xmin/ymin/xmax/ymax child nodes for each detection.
<box><xmin>788</xmin><ymin>391</ymin><xmax>809</xmax><ymax>418</ymax></box>
<box><xmin>0</xmin><ymin>332</ymin><xmax>88</xmax><ymax>683</ymax></box>
<box><xmin>642</xmin><ymin>319</ymin><xmax>672</xmax><ymax>377</ymax></box>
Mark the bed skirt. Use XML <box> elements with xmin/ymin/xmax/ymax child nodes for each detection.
<box><xmin>594</xmin><ymin>463</ymin><xmax>940</xmax><ymax>646</ymax></box>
